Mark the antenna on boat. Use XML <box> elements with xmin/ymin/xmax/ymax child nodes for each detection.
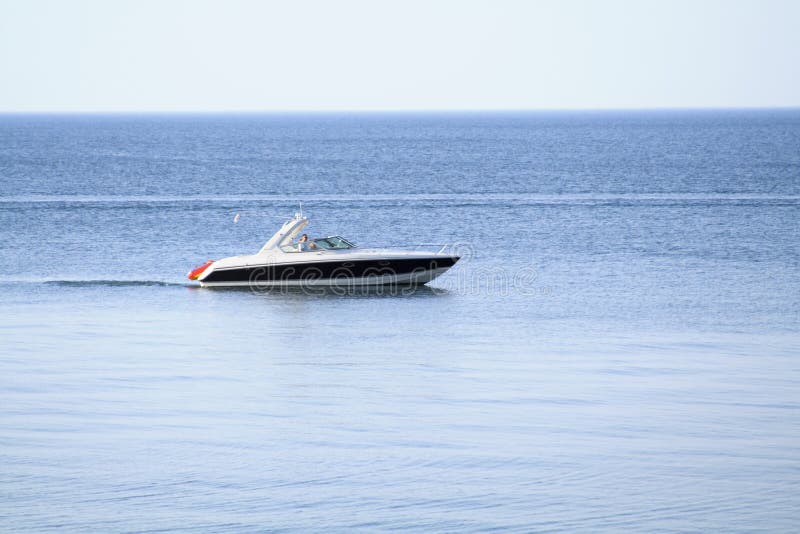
<box><xmin>289</xmin><ymin>201</ymin><xmax>305</xmax><ymax>222</ymax></box>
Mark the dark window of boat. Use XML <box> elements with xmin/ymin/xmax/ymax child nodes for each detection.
<box><xmin>312</xmin><ymin>236</ymin><xmax>355</xmax><ymax>250</ymax></box>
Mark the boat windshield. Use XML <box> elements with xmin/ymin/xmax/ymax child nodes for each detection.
<box><xmin>280</xmin><ymin>236</ymin><xmax>355</xmax><ymax>253</ymax></box>
<box><xmin>312</xmin><ymin>236</ymin><xmax>355</xmax><ymax>250</ymax></box>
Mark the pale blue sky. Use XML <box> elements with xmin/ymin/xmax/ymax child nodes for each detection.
<box><xmin>1</xmin><ymin>0</ymin><xmax>798</xmax><ymax>111</ymax></box>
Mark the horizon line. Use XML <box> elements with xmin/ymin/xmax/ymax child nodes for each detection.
<box><xmin>1</xmin><ymin>105</ymin><xmax>799</xmax><ymax>115</ymax></box>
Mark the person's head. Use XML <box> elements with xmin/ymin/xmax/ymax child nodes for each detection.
<box><xmin>299</xmin><ymin>234</ymin><xmax>308</xmax><ymax>242</ymax></box>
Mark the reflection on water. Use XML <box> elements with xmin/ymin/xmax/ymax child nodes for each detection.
<box><xmin>236</xmin><ymin>283</ymin><xmax>450</xmax><ymax>299</ymax></box>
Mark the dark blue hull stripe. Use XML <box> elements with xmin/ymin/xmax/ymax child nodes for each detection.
<box><xmin>201</xmin><ymin>257</ymin><xmax>459</xmax><ymax>284</ymax></box>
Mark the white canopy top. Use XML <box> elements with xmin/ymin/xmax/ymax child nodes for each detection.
<box><xmin>258</xmin><ymin>214</ymin><xmax>309</xmax><ymax>254</ymax></box>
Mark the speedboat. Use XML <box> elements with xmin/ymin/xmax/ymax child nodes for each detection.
<box><xmin>187</xmin><ymin>214</ymin><xmax>460</xmax><ymax>287</ymax></box>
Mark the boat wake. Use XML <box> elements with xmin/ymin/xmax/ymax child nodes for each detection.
<box><xmin>0</xmin><ymin>278</ymin><xmax>448</xmax><ymax>296</ymax></box>
<box><xmin>0</xmin><ymin>278</ymin><xmax>191</xmax><ymax>287</ymax></box>
<box><xmin>44</xmin><ymin>280</ymin><xmax>190</xmax><ymax>287</ymax></box>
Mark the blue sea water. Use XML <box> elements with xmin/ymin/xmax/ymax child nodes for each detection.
<box><xmin>1</xmin><ymin>111</ymin><xmax>799</xmax><ymax>532</ymax></box>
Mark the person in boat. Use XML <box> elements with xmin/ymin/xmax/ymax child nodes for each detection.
<box><xmin>297</xmin><ymin>234</ymin><xmax>316</xmax><ymax>251</ymax></box>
